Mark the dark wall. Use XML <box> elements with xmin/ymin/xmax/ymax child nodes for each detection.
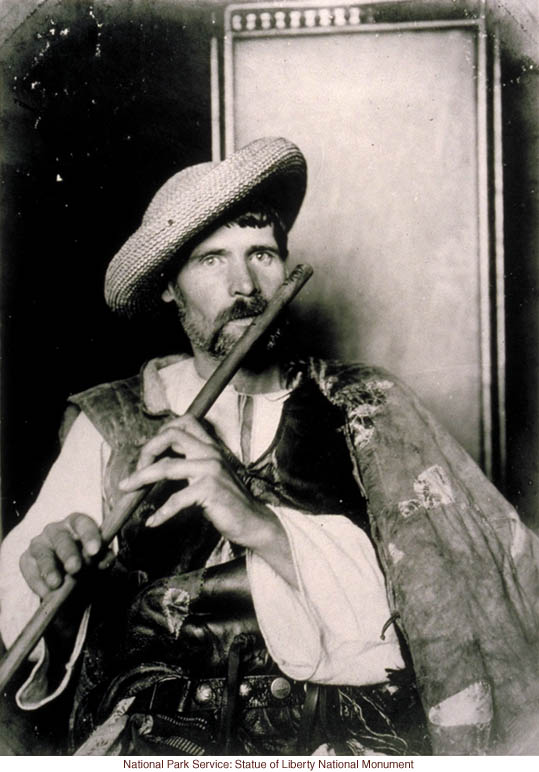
<box><xmin>503</xmin><ymin>59</ymin><xmax>539</xmax><ymax>528</ymax></box>
<box><xmin>0</xmin><ymin>1</ymin><xmax>213</xmax><ymax>532</ymax></box>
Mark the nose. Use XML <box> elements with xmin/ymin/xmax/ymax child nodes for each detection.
<box><xmin>228</xmin><ymin>258</ymin><xmax>258</xmax><ymax>297</ymax></box>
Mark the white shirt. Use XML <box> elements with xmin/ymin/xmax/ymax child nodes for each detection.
<box><xmin>0</xmin><ymin>357</ymin><xmax>404</xmax><ymax>708</ymax></box>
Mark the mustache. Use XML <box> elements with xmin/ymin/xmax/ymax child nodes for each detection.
<box><xmin>213</xmin><ymin>293</ymin><xmax>268</xmax><ymax>328</ymax></box>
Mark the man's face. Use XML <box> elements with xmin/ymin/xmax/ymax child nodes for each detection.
<box><xmin>163</xmin><ymin>223</ymin><xmax>286</xmax><ymax>359</ymax></box>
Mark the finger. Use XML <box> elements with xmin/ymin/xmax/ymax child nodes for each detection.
<box><xmin>120</xmin><ymin>456</ymin><xmax>219</xmax><ymax>492</ymax></box>
<box><xmin>19</xmin><ymin>552</ymin><xmax>51</xmax><ymax>598</ymax></box>
<box><xmin>43</xmin><ymin>523</ymin><xmax>83</xmax><ymax>574</ymax></box>
<box><xmin>67</xmin><ymin>513</ymin><xmax>102</xmax><ymax>557</ymax></box>
<box><xmin>162</xmin><ymin>414</ymin><xmax>215</xmax><ymax>445</ymax></box>
<box><xmin>137</xmin><ymin>425</ymin><xmax>216</xmax><ymax>471</ymax></box>
<box><xmin>136</xmin><ymin>428</ymin><xmax>185</xmax><ymax>471</ymax></box>
<box><xmin>146</xmin><ymin>477</ymin><xmax>208</xmax><ymax>528</ymax></box>
<box><xmin>28</xmin><ymin>538</ymin><xmax>63</xmax><ymax>589</ymax></box>
<box><xmin>97</xmin><ymin>547</ymin><xmax>116</xmax><ymax>571</ymax></box>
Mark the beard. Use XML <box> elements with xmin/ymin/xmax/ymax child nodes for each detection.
<box><xmin>174</xmin><ymin>290</ymin><xmax>288</xmax><ymax>366</ymax></box>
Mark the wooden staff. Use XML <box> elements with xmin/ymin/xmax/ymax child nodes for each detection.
<box><xmin>0</xmin><ymin>263</ymin><xmax>313</xmax><ymax>693</ymax></box>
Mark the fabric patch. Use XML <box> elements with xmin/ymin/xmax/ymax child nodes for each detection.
<box><xmin>162</xmin><ymin>587</ymin><xmax>190</xmax><ymax>639</ymax></box>
<box><xmin>345</xmin><ymin>380</ymin><xmax>392</xmax><ymax>449</ymax></box>
<box><xmin>350</xmin><ymin>403</ymin><xmax>381</xmax><ymax>418</ymax></box>
<box><xmin>388</xmin><ymin>542</ymin><xmax>405</xmax><ymax>563</ymax></box>
<box><xmin>398</xmin><ymin>499</ymin><xmax>423</xmax><ymax>519</ymax></box>
<box><xmin>312</xmin><ymin>361</ymin><xmax>390</xmax><ymax>412</ymax></box>
<box><xmin>428</xmin><ymin>682</ymin><xmax>493</xmax><ymax>727</ymax></box>
<box><xmin>369</xmin><ymin>379</ymin><xmax>394</xmax><ymax>392</ymax></box>
<box><xmin>329</xmin><ymin>380</ymin><xmax>391</xmax><ymax>412</ymax></box>
<box><xmin>414</xmin><ymin>465</ymin><xmax>455</xmax><ymax>508</ymax></box>
<box><xmin>74</xmin><ymin>696</ymin><xmax>136</xmax><ymax>755</ymax></box>
<box><xmin>310</xmin><ymin>363</ymin><xmax>393</xmax><ymax>452</ymax></box>
<box><xmin>399</xmin><ymin>466</ymin><xmax>454</xmax><ymax>517</ymax></box>
<box><xmin>350</xmin><ymin>421</ymin><xmax>375</xmax><ymax>449</ymax></box>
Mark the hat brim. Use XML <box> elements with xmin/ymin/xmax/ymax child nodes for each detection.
<box><xmin>105</xmin><ymin>137</ymin><xmax>307</xmax><ymax>316</ymax></box>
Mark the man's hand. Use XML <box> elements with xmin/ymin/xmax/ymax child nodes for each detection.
<box><xmin>120</xmin><ymin>414</ymin><xmax>273</xmax><ymax>547</ymax></box>
<box><xmin>19</xmin><ymin>513</ymin><xmax>103</xmax><ymax>599</ymax></box>
<box><xmin>119</xmin><ymin>414</ymin><xmax>298</xmax><ymax>588</ymax></box>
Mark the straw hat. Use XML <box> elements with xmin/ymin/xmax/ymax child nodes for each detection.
<box><xmin>104</xmin><ymin>137</ymin><xmax>307</xmax><ymax>316</ymax></box>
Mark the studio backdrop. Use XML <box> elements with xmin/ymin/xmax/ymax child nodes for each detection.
<box><xmin>217</xmin><ymin>1</ymin><xmax>505</xmax><ymax>479</ymax></box>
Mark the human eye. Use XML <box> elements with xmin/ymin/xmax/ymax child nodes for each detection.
<box><xmin>251</xmin><ymin>249</ymin><xmax>275</xmax><ymax>265</ymax></box>
<box><xmin>200</xmin><ymin>254</ymin><xmax>222</xmax><ymax>267</ymax></box>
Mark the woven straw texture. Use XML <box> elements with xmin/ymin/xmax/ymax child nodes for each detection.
<box><xmin>104</xmin><ymin>137</ymin><xmax>307</xmax><ymax>316</ymax></box>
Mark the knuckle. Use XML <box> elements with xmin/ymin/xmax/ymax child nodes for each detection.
<box><xmin>169</xmin><ymin>490</ymin><xmax>185</xmax><ymax>509</ymax></box>
<box><xmin>44</xmin><ymin>520</ymin><xmax>66</xmax><ymax>540</ymax></box>
<box><xmin>162</xmin><ymin>457</ymin><xmax>177</xmax><ymax>474</ymax></box>
<box><xmin>159</xmin><ymin>428</ymin><xmax>176</xmax><ymax>444</ymax></box>
<box><xmin>174</xmin><ymin>414</ymin><xmax>200</xmax><ymax>434</ymax></box>
<box><xmin>69</xmin><ymin>512</ymin><xmax>88</xmax><ymax>529</ymax></box>
<box><xmin>162</xmin><ymin>420</ymin><xmax>183</xmax><ymax>437</ymax></box>
<box><xmin>29</xmin><ymin>536</ymin><xmax>44</xmax><ymax>555</ymax></box>
<box><xmin>205</xmin><ymin>474</ymin><xmax>220</xmax><ymax>495</ymax></box>
<box><xmin>73</xmin><ymin>513</ymin><xmax>98</xmax><ymax>536</ymax></box>
<box><xmin>207</xmin><ymin>481</ymin><xmax>218</xmax><ymax>497</ymax></box>
<box><xmin>55</xmin><ymin>531</ymin><xmax>74</xmax><ymax>550</ymax></box>
<box><xmin>55</xmin><ymin>525</ymin><xmax>70</xmax><ymax>540</ymax></box>
<box><xmin>57</xmin><ymin>542</ymin><xmax>76</xmax><ymax>561</ymax></box>
<box><xmin>183</xmin><ymin>415</ymin><xmax>199</xmax><ymax>431</ymax></box>
<box><xmin>207</xmin><ymin>458</ymin><xmax>223</xmax><ymax>476</ymax></box>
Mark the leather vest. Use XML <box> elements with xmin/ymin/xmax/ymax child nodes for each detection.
<box><xmin>66</xmin><ymin>365</ymin><xmax>373</xmax><ymax>749</ymax></box>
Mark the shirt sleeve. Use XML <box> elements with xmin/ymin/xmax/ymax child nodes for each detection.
<box><xmin>246</xmin><ymin>507</ymin><xmax>405</xmax><ymax>686</ymax></box>
<box><xmin>0</xmin><ymin>412</ymin><xmax>106</xmax><ymax>708</ymax></box>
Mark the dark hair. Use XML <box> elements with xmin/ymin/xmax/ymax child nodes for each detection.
<box><xmin>164</xmin><ymin>199</ymin><xmax>289</xmax><ymax>287</ymax></box>
<box><xmin>224</xmin><ymin>199</ymin><xmax>289</xmax><ymax>260</ymax></box>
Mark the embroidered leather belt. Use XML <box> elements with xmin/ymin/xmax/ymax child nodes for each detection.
<box><xmin>135</xmin><ymin>673</ymin><xmax>305</xmax><ymax>715</ymax></box>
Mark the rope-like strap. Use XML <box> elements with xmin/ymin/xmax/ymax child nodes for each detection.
<box><xmin>298</xmin><ymin>682</ymin><xmax>320</xmax><ymax>754</ymax></box>
<box><xmin>220</xmin><ymin>634</ymin><xmax>255</xmax><ymax>754</ymax></box>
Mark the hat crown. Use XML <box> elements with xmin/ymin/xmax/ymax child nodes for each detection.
<box><xmin>143</xmin><ymin>162</ymin><xmax>215</xmax><ymax>226</ymax></box>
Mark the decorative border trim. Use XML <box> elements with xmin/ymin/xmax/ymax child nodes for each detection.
<box><xmin>225</xmin><ymin>2</ymin><xmax>483</xmax><ymax>35</ymax></box>
<box><xmin>228</xmin><ymin>4</ymin><xmax>373</xmax><ymax>32</ymax></box>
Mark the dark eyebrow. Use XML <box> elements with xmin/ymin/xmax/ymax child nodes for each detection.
<box><xmin>247</xmin><ymin>244</ymin><xmax>281</xmax><ymax>254</ymax></box>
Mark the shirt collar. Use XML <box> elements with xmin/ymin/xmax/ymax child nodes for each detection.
<box><xmin>139</xmin><ymin>353</ymin><xmax>189</xmax><ymax>415</ymax></box>
<box><xmin>140</xmin><ymin>353</ymin><xmax>296</xmax><ymax>416</ymax></box>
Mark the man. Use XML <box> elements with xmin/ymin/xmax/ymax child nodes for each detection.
<box><xmin>1</xmin><ymin>137</ymin><xmax>538</xmax><ymax>756</ymax></box>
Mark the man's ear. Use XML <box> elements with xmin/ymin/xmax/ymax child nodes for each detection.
<box><xmin>161</xmin><ymin>283</ymin><xmax>176</xmax><ymax>303</ymax></box>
